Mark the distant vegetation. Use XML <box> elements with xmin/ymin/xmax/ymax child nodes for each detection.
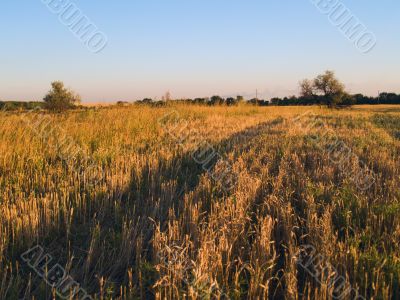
<box><xmin>2</xmin><ymin>72</ymin><xmax>400</xmax><ymax>111</ymax></box>
<box><xmin>136</xmin><ymin>71</ymin><xmax>400</xmax><ymax>108</ymax></box>
<box><xmin>135</xmin><ymin>91</ymin><xmax>400</xmax><ymax>107</ymax></box>
<box><xmin>3</xmin><ymin>91</ymin><xmax>400</xmax><ymax>111</ymax></box>
<box><xmin>1</xmin><ymin>81</ymin><xmax>81</xmax><ymax>112</ymax></box>
<box><xmin>0</xmin><ymin>101</ymin><xmax>45</xmax><ymax>111</ymax></box>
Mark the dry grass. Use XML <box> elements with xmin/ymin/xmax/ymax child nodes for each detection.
<box><xmin>0</xmin><ymin>104</ymin><xmax>399</xmax><ymax>299</ymax></box>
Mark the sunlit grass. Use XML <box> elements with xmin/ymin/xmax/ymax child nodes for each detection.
<box><xmin>0</xmin><ymin>104</ymin><xmax>399</xmax><ymax>299</ymax></box>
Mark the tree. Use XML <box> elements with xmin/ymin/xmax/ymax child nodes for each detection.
<box><xmin>270</xmin><ymin>98</ymin><xmax>282</xmax><ymax>105</ymax></box>
<box><xmin>226</xmin><ymin>97</ymin><xmax>236</xmax><ymax>106</ymax></box>
<box><xmin>236</xmin><ymin>95</ymin><xmax>244</xmax><ymax>103</ymax></box>
<box><xmin>313</xmin><ymin>70</ymin><xmax>345</xmax><ymax>106</ymax></box>
<box><xmin>194</xmin><ymin>98</ymin><xmax>206</xmax><ymax>104</ymax></box>
<box><xmin>210</xmin><ymin>95</ymin><xmax>224</xmax><ymax>105</ymax></box>
<box><xmin>249</xmin><ymin>98</ymin><xmax>258</xmax><ymax>105</ymax></box>
<box><xmin>43</xmin><ymin>81</ymin><xmax>81</xmax><ymax>112</ymax></box>
<box><xmin>300</xmin><ymin>71</ymin><xmax>346</xmax><ymax>107</ymax></box>
<box><xmin>299</xmin><ymin>79</ymin><xmax>314</xmax><ymax>98</ymax></box>
<box><xmin>341</xmin><ymin>93</ymin><xmax>356</xmax><ymax>106</ymax></box>
<box><xmin>141</xmin><ymin>98</ymin><xmax>153</xmax><ymax>104</ymax></box>
<box><xmin>162</xmin><ymin>91</ymin><xmax>172</xmax><ymax>102</ymax></box>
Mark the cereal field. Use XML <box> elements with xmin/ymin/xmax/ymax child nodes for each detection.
<box><xmin>0</xmin><ymin>104</ymin><xmax>399</xmax><ymax>299</ymax></box>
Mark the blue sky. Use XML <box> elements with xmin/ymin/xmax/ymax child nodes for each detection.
<box><xmin>1</xmin><ymin>1</ymin><xmax>399</xmax><ymax>102</ymax></box>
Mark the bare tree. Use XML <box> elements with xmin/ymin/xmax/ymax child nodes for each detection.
<box><xmin>162</xmin><ymin>91</ymin><xmax>172</xmax><ymax>102</ymax></box>
<box><xmin>299</xmin><ymin>79</ymin><xmax>315</xmax><ymax>98</ymax></box>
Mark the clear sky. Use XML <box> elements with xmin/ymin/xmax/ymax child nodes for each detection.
<box><xmin>1</xmin><ymin>1</ymin><xmax>399</xmax><ymax>102</ymax></box>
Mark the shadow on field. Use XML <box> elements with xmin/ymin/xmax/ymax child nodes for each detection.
<box><xmin>352</xmin><ymin>106</ymin><xmax>400</xmax><ymax>113</ymax></box>
<box><xmin>122</xmin><ymin>117</ymin><xmax>285</xmax><ymax>228</ymax></box>
<box><xmin>114</xmin><ymin>117</ymin><xmax>285</xmax><ymax>297</ymax></box>
<box><xmin>15</xmin><ymin>117</ymin><xmax>286</xmax><ymax>299</ymax></box>
<box><xmin>372</xmin><ymin>114</ymin><xmax>400</xmax><ymax>140</ymax></box>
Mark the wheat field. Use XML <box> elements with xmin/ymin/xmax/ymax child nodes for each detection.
<box><xmin>0</xmin><ymin>104</ymin><xmax>399</xmax><ymax>299</ymax></box>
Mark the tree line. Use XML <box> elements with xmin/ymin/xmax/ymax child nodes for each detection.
<box><xmin>1</xmin><ymin>71</ymin><xmax>400</xmax><ymax>111</ymax></box>
<box><xmin>134</xmin><ymin>71</ymin><xmax>400</xmax><ymax>107</ymax></box>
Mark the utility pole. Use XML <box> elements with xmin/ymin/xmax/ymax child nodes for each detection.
<box><xmin>256</xmin><ymin>89</ymin><xmax>258</xmax><ymax>100</ymax></box>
